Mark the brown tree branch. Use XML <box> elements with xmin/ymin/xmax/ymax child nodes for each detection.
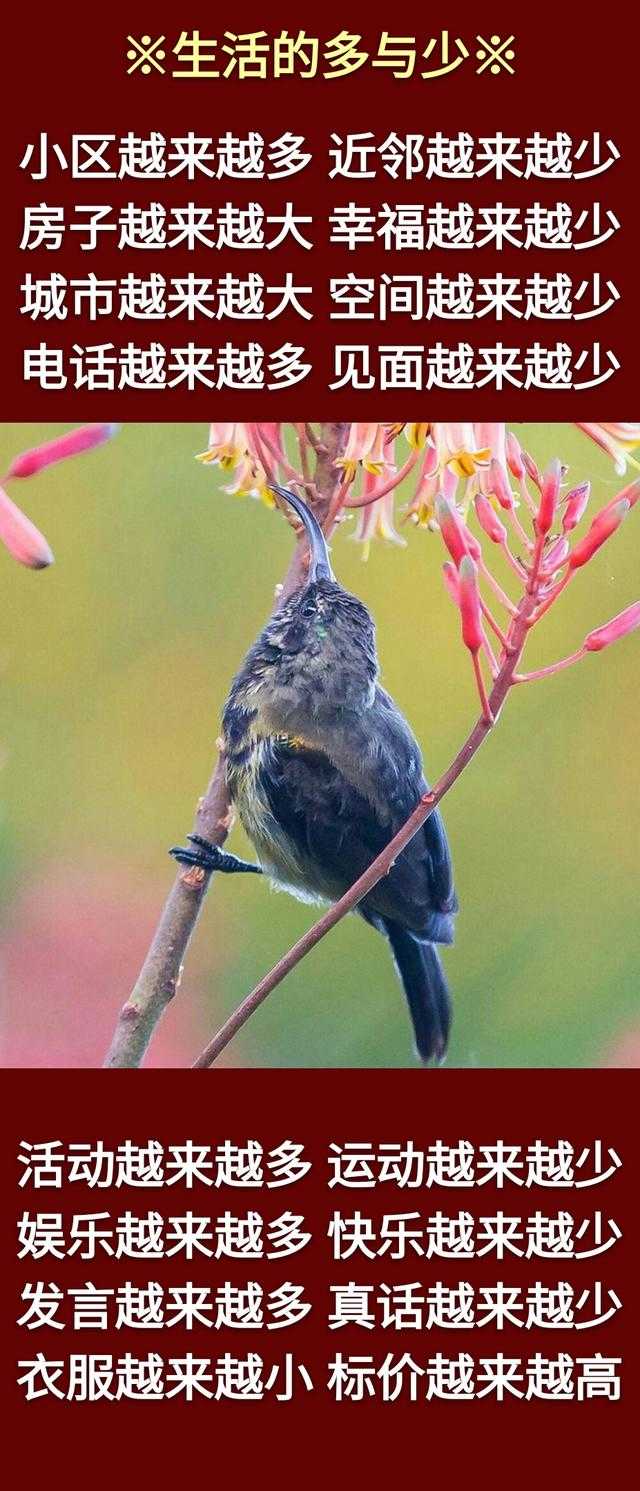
<box><xmin>103</xmin><ymin>754</ymin><xmax>233</xmax><ymax>1068</ymax></box>
<box><xmin>102</xmin><ymin>423</ymin><xmax>347</xmax><ymax>1068</ymax></box>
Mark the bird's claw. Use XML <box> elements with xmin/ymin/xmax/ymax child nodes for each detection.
<box><xmin>169</xmin><ymin>835</ymin><xmax>262</xmax><ymax>875</ymax></box>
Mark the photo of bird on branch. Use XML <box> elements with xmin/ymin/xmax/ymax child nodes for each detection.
<box><xmin>2</xmin><ymin>421</ymin><xmax>638</xmax><ymax>1069</ymax></box>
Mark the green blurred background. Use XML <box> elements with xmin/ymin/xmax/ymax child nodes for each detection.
<box><xmin>1</xmin><ymin>423</ymin><xmax>638</xmax><ymax>1068</ymax></box>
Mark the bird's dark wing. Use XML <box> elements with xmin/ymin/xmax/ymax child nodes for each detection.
<box><xmin>358</xmin><ymin>685</ymin><xmax>457</xmax><ymax>927</ymax></box>
<box><xmin>259</xmin><ymin>736</ymin><xmax>456</xmax><ymax>940</ymax></box>
<box><xmin>259</xmin><ymin>738</ymin><xmax>389</xmax><ymax>874</ymax></box>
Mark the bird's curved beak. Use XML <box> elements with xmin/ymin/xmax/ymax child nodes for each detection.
<box><xmin>269</xmin><ymin>483</ymin><xmax>335</xmax><ymax>583</ymax></box>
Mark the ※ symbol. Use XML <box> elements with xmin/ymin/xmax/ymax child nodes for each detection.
<box><xmin>126</xmin><ymin>34</ymin><xmax>166</xmax><ymax>76</ymax></box>
<box><xmin>475</xmin><ymin>34</ymin><xmax>515</xmax><ymax>76</ymax></box>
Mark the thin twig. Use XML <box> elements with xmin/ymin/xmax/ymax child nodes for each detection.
<box><xmin>477</xmin><ymin>558</ymin><xmax>517</xmax><ymax>615</ymax></box>
<box><xmin>479</xmin><ymin>595</ymin><xmax>510</xmax><ymax>651</ymax></box>
<box><xmin>304</xmin><ymin>423</ymin><xmax>323</xmax><ymax>453</ymax></box>
<box><xmin>103</xmin><ymin>423</ymin><xmax>348</xmax><ymax>1067</ymax></box>
<box><xmin>515</xmin><ymin>648</ymin><xmax>585</xmax><ymax>683</ymax></box>
<box><xmin>295</xmin><ymin>423</ymin><xmax>312</xmax><ymax>482</ymax></box>
<box><xmin>257</xmin><ymin>426</ymin><xmax>308</xmax><ymax>487</ymax></box>
<box><xmin>345</xmin><ymin>451</ymin><xmax>420</xmax><ymax>508</ymax></box>
<box><xmin>103</xmin><ymin>755</ymin><xmax>233</xmax><ymax>1068</ymax></box>
<box><xmin>472</xmin><ymin>649</ymin><xmax>494</xmax><ymax>720</ymax></box>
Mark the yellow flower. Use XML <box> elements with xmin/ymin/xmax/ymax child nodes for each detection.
<box><xmin>195</xmin><ymin>422</ymin><xmax>249</xmax><ymax>471</ymax></box>
<box><xmin>337</xmin><ymin>422</ymin><xmax>390</xmax><ymax>479</ymax></box>
<box><xmin>406</xmin><ymin>422</ymin><xmax>431</xmax><ymax>450</ymax></box>
<box><xmin>223</xmin><ymin>453</ymin><xmax>272</xmax><ymax>504</ymax></box>
<box><xmin>430</xmin><ymin>423</ymin><xmax>491</xmax><ymax>481</ymax></box>
<box><xmin>351</xmin><ymin>461</ymin><xmax>406</xmax><ymax>552</ymax></box>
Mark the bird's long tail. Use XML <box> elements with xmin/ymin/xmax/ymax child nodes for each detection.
<box><xmin>383</xmin><ymin>920</ymin><xmax>452</xmax><ymax>1065</ymax></box>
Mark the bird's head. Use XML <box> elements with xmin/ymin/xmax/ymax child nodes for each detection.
<box><xmin>254</xmin><ymin>485</ymin><xmax>378</xmax><ymax>715</ymax></box>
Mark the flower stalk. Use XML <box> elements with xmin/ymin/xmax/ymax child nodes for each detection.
<box><xmin>95</xmin><ymin>419</ymin><xmax>639</xmax><ymax>1069</ymax></box>
<box><xmin>191</xmin><ymin>424</ymin><xmax>638</xmax><ymax>1068</ymax></box>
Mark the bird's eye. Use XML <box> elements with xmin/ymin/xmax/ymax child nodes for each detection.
<box><xmin>283</xmin><ymin>619</ymin><xmax>306</xmax><ymax>652</ymax></box>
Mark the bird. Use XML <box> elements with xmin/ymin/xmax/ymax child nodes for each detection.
<box><xmin>171</xmin><ymin>484</ymin><xmax>458</xmax><ymax>1063</ymax></box>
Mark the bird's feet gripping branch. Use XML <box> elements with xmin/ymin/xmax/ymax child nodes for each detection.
<box><xmin>169</xmin><ymin>834</ymin><xmax>263</xmax><ymax>876</ymax></box>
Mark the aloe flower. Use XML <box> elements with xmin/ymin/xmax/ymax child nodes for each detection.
<box><xmin>402</xmin><ymin>422</ymin><xmax>501</xmax><ymax>525</ymax></box>
<box><xmin>429</xmin><ymin>422</ymin><xmax>492</xmax><ymax>480</ymax></box>
<box><xmin>223</xmin><ymin>451</ymin><xmax>272</xmax><ymax>503</ymax></box>
<box><xmin>0</xmin><ymin>486</ymin><xmax>53</xmax><ymax>569</ymax></box>
<box><xmin>475</xmin><ymin>492</ymin><xmax>507</xmax><ymax>545</ymax></box>
<box><xmin>584</xmin><ymin>602</ymin><xmax>640</xmax><ymax>652</ymax></box>
<box><xmin>360</xmin><ymin>421</ymin><xmax>639</xmax><ymax>548</ymax></box>
<box><xmin>458</xmin><ymin>555</ymin><xmax>484</xmax><ymax>655</ymax></box>
<box><xmin>405</xmin><ymin>441</ymin><xmax>442</xmax><ymax>527</ymax></box>
<box><xmin>436</xmin><ymin>495</ymin><xmax>476</xmax><ymax>568</ymax></box>
<box><xmin>7</xmin><ymin>423</ymin><xmax>118</xmax><ymax>480</ymax></box>
<box><xmin>568</xmin><ymin>499</ymin><xmax>630</xmax><ymax>569</ymax></box>
<box><xmin>576</xmin><ymin>423</ymin><xmax>640</xmax><ymax>474</ymax></box>
<box><xmin>562</xmin><ymin>482</ymin><xmax>591</xmax><ymax>532</ymax></box>
<box><xmin>197</xmin><ymin>422</ymin><xmax>250</xmax><ymax>471</ymax></box>
<box><xmin>1</xmin><ymin>423</ymin><xmax>118</xmax><ymax>571</ymax></box>
<box><xmin>196</xmin><ymin>421</ymin><xmax>640</xmax><ymax>566</ymax></box>
<box><xmin>405</xmin><ymin>422</ymin><xmax>430</xmax><ymax>450</ymax></box>
<box><xmin>536</xmin><ymin>459</ymin><xmax>562</xmax><ymax>537</ymax></box>
<box><xmin>432</xmin><ymin>435</ymin><xmax>639</xmax><ymax>711</ymax></box>
<box><xmin>196</xmin><ymin>422</ymin><xmax>280</xmax><ymax>505</ymax></box>
<box><xmin>336</xmin><ymin>422</ymin><xmax>389</xmax><ymax>479</ymax></box>
<box><xmin>352</xmin><ymin>453</ymin><xmax>405</xmax><ymax>552</ymax></box>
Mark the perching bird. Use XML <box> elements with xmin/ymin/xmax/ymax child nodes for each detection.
<box><xmin>172</xmin><ymin>485</ymin><xmax>457</xmax><ymax>1063</ymax></box>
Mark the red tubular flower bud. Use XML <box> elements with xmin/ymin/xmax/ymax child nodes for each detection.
<box><xmin>464</xmin><ymin>527</ymin><xmax>482</xmax><ymax>561</ymax></box>
<box><xmin>536</xmin><ymin>459</ymin><xmax>561</xmax><ymax>537</ymax></box>
<box><xmin>601</xmin><ymin>477</ymin><xmax>640</xmax><ymax>516</ymax></box>
<box><xmin>522</xmin><ymin>450</ymin><xmax>542</xmax><ymax>489</ymax></box>
<box><xmin>505</xmin><ymin>432</ymin><xmax>525</xmax><ymax>480</ymax></box>
<box><xmin>488</xmin><ymin>457</ymin><xmax>514</xmax><ymax>510</ymax></box>
<box><xmin>458</xmin><ymin>555</ymin><xmax>484</xmax><ymax>654</ymax></box>
<box><xmin>7</xmin><ymin>423</ymin><xmax>119</xmax><ymax>480</ymax></box>
<box><xmin>568</xmin><ymin>499</ymin><xmax>630</xmax><ymax>570</ymax></box>
<box><xmin>475</xmin><ymin>492</ymin><xmax>506</xmax><ymax>544</ymax></box>
<box><xmin>0</xmin><ymin>486</ymin><xmax>54</xmax><ymax>568</ymax></box>
<box><xmin>544</xmin><ymin>536</ymin><xmax>570</xmax><ymax>571</ymax></box>
<box><xmin>584</xmin><ymin>601</ymin><xmax>640</xmax><ymax>652</ymax></box>
<box><xmin>436</xmin><ymin>495</ymin><xmax>471</xmax><ymax>567</ymax></box>
<box><xmin>442</xmin><ymin>561</ymin><xmax>460</xmax><ymax>604</ymax></box>
<box><xmin>562</xmin><ymin>481</ymin><xmax>591</xmax><ymax>533</ymax></box>
<box><xmin>619</xmin><ymin>477</ymin><xmax>640</xmax><ymax>509</ymax></box>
